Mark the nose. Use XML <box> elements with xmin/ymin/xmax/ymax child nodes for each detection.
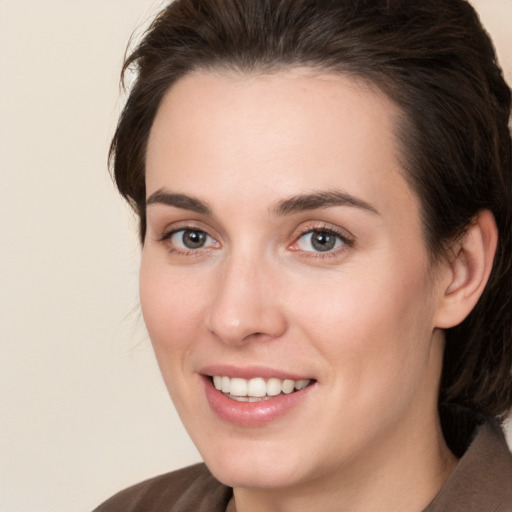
<box><xmin>205</xmin><ymin>252</ymin><xmax>288</xmax><ymax>346</ymax></box>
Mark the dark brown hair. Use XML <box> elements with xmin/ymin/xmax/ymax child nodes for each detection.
<box><xmin>110</xmin><ymin>0</ymin><xmax>512</xmax><ymax>452</ymax></box>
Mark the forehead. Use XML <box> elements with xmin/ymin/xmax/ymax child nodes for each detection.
<box><xmin>146</xmin><ymin>69</ymin><xmax>417</xmax><ymax>221</ymax></box>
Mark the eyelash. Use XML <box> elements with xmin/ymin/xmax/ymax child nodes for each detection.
<box><xmin>156</xmin><ymin>223</ymin><xmax>354</xmax><ymax>258</ymax></box>
<box><xmin>157</xmin><ymin>227</ymin><xmax>218</xmax><ymax>256</ymax></box>
<box><xmin>291</xmin><ymin>224</ymin><xmax>354</xmax><ymax>258</ymax></box>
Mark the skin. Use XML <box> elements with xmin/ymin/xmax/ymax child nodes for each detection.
<box><xmin>141</xmin><ymin>70</ymin><xmax>460</xmax><ymax>512</ymax></box>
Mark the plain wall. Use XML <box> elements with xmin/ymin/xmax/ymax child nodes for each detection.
<box><xmin>1</xmin><ymin>1</ymin><xmax>511</xmax><ymax>511</ymax></box>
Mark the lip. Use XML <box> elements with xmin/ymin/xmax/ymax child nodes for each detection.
<box><xmin>200</xmin><ymin>366</ymin><xmax>316</xmax><ymax>427</ymax></box>
<box><xmin>200</xmin><ymin>364</ymin><xmax>313</xmax><ymax>381</ymax></box>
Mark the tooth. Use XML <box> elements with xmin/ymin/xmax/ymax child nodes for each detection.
<box><xmin>295</xmin><ymin>379</ymin><xmax>310</xmax><ymax>390</ymax></box>
<box><xmin>213</xmin><ymin>376</ymin><xmax>222</xmax><ymax>391</ymax></box>
<box><xmin>214</xmin><ymin>375</ymin><xmax>311</xmax><ymax>397</ymax></box>
<box><xmin>266</xmin><ymin>378</ymin><xmax>282</xmax><ymax>396</ymax></box>
<box><xmin>221</xmin><ymin>376</ymin><xmax>231</xmax><ymax>394</ymax></box>
<box><xmin>281</xmin><ymin>379</ymin><xmax>295</xmax><ymax>394</ymax></box>
<box><xmin>230</xmin><ymin>378</ymin><xmax>248</xmax><ymax>397</ymax></box>
<box><xmin>248</xmin><ymin>378</ymin><xmax>266</xmax><ymax>397</ymax></box>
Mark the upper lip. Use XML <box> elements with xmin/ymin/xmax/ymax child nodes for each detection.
<box><xmin>200</xmin><ymin>364</ymin><xmax>314</xmax><ymax>381</ymax></box>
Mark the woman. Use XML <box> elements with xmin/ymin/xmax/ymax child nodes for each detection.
<box><xmin>95</xmin><ymin>0</ymin><xmax>512</xmax><ymax>510</ymax></box>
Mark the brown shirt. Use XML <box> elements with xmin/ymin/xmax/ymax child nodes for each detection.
<box><xmin>93</xmin><ymin>421</ymin><xmax>512</xmax><ymax>512</ymax></box>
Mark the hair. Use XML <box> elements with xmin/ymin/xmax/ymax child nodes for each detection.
<box><xmin>110</xmin><ymin>0</ymin><xmax>512</xmax><ymax>454</ymax></box>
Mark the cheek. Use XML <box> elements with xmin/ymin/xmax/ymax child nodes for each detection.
<box><xmin>288</xmin><ymin>257</ymin><xmax>436</xmax><ymax>383</ymax></box>
<box><xmin>139</xmin><ymin>255</ymin><xmax>209</xmax><ymax>353</ymax></box>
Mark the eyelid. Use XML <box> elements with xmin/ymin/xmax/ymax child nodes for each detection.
<box><xmin>288</xmin><ymin>222</ymin><xmax>355</xmax><ymax>256</ymax></box>
<box><xmin>156</xmin><ymin>223</ymin><xmax>221</xmax><ymax>255</ymax></box>
<box><xmin>171</xmin><ymin>229</ymin><xmax>216</xmax><ymax>248</ymax></box>
<box><xmin>154</xmin><ymin>218</ymin><xmax>217</xmax><ymax>241</ymax></box>
<box><xmin>152</xmin><ymin>219</ymin><xmax>354</xmax><ymax>258</ymax></box>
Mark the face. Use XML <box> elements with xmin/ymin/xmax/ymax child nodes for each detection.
<box><xmin>141</xmin><ymin>70</ymin><xmax>448</xmax><ymax>492</ymax></box>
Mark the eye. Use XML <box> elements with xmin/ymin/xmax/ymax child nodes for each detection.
<box><xmin>168</xmin><ymin>229</ymin><xmax>216</xmax><ymax>250</ymax></box>
<box><xmin>295</xmin><ymin>229</ymin><xmax>347</xmax><ymax>253</ymax></box>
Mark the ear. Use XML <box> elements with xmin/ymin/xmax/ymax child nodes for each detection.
<box><xmin>434</xmin><ymin>210</ymin><xmax>498</xmax><ymax>329</ymax></box>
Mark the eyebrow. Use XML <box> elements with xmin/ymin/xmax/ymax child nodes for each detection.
<box><xmin>273</xmin><ymin>190</ymin><xmax>379</xmax><ymax>216</ymax></box>
<box><xmin>145</xmin><ymin>188</ymin><xmax>378</xmax><ymax>217</ymax></box>
<box><xmin>146</xmin><ymin>189</ymin><xmax>212</xmax><ymax>215</ymax></box>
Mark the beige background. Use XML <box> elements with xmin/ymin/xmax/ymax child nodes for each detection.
<box><xmin>1</xmin><ymin>1</ymin><xmax>511</xmax><ymax>511</ymax></box>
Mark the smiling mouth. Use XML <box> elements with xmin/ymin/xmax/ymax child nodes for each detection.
<box><xmin>211</xmin><ymin>376</ymin><xmax>313</xmax><ymax>402</ymax></box>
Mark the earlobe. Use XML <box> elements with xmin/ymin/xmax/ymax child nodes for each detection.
<box><xmin>434</xmin><ymin>210</ymin><xmax>498</xmax><ymax>329</ymax></box>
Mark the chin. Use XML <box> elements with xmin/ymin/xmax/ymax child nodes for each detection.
<box><xmin>193</xmin><ymin>432</ymin><xmax>316</xmax><ymax>490</ymax></box>
<box><xmin>206</xmin><ymin>455</ymin><xmax>304</xmax><ymax>490</ymax></box>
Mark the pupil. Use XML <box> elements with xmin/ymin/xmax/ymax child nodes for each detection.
<box><xmin>183</xmin><ymin>230</ymin><xmax>206</xmax><ymax>249</ymax></box>
<box><xmin>312</xmin><ymin>232</ymin><xmax>335</xmax><ymax>252</ymax></box>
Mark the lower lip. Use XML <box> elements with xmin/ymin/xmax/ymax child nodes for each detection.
<box><xmin>202</xmin><ymin>377</ymin><xmax>315</xmax><ymax>427</ymax></box>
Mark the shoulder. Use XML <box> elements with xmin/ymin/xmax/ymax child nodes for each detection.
<box><xmin>93</xmin><ymin>463</ymin><xmax>232</xmax><ymax>512</ymax></box>
<box><xmin>425</xmin><ymin>420</ymin><xmax>512</xmax><ymax>512</ymax></box>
